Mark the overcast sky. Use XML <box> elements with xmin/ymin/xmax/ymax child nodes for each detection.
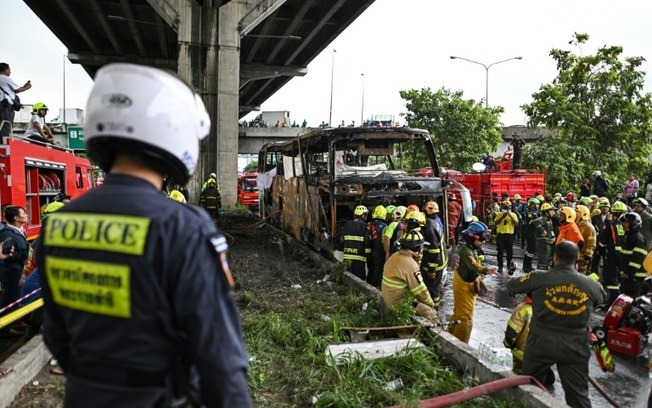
<box><xmin>4</xmin><ymin>0</ymin><xmax>652</xmax><ymax>127</ymax></box>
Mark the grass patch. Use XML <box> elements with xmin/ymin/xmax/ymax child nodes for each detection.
<box><xmin>242</xmin><ymin>289</ymin><xmax>522</xmax><ymax>407</ymax></box>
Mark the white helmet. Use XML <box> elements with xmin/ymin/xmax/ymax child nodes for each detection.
<box><xmin>85</xmin><ymin>63</ymin><xmax>211</xmax><ymax>184</ymax></box>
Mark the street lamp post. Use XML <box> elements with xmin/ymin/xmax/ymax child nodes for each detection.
<box><xmin>329</xmin><ymin>49</ymin><xmax>336</xmax><ymax>127</ymax></box>
<box><xmin>360</xmin><ymin>73</ymin><xmax>365</xmax><ymax>126</ymax></box>
<box><xmin>449</xmin><ymin>55</ymin><xmax>522</xmax><ymax>107</ymax></box>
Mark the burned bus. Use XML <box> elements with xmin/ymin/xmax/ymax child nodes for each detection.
<box><xmin>257</xmin><ymin>127</ymin><xmax>471</xmax><ymax>258</ymax></box>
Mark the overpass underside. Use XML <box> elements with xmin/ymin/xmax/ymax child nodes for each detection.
<box><xmin>23</xmin><ymin>0</ymin><xmax>375</xmax><ymax>206</ymax></box>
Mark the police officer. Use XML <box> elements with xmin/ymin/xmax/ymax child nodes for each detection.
<box><xmin>508</xmin><ymin>241</ymin><xmax>604</xmax><ymax>408</ymax></box>
<box><xmin>37</xmin><ymin>64</ymin><xmax>251</xmax><ymax>408</ymax></box>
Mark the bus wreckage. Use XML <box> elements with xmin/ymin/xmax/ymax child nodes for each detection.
<box><xmin>257</xmin><ymin>127</ymin><xmax>472</xmax><ymax>259</ymax></box>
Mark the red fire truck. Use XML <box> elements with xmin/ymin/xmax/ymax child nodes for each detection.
<box><xmin>0</xmin><ymin>136</ymin><xmax>95</xmax><ymax>240</ymax></box>
<box><xmin>237</xmin><ymin>172</ymin><xmax>259</xmax><ymax>208</ymax></box>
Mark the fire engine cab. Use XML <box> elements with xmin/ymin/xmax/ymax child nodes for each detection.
<box><xmin>0</xmin><ymin>136</ymin><xmax>95</xmax><ymax>240</ymax></box>
<box><xmin>237</xmin><ymin>172</ymin><xmax>259</xmax><ymax>208</ymax></box>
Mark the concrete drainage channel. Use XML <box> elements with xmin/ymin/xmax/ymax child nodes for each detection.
<box><xmin>0</xmin><ymin>227</ymin><xmax>567</xmax><ymax>407</ymax></box>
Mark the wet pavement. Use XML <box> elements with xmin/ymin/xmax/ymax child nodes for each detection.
<box><xmin>439</xmin><ymin>243</ymin><xmax>651</xmax><ymax>408</ymax></box>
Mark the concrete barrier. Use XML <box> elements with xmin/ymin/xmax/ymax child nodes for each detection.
<box><xmin>0</xmin><ymin>335</ymin><xmax>51</xmax><ymax>408</ymax></box>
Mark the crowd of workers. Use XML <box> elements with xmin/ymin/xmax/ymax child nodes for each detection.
<box><xmin>338</xmin><ymin>170</ymin><xmax>652</xmax><ymax>408</ymax></box>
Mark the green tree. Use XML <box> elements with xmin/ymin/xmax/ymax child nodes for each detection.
<box><xmin>522</xmin><ymin>33</ymin><xmax>652</xmax><ymax>195</ymax></box>
<box><xmin>400</xmin><ymin>87</ymin><xmax>504</xmax><ymax>171</ymax></box>
<box><xmin>244</xmin><ymin>160</ymin><xmax>258</xmax><ymax>173</ymax></box>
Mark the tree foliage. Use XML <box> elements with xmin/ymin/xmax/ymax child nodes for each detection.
<box><xmin>243</xmin><ymin>160</ymin><xmax>258</xmax><ymax>173</ymax></box>
<box><xmin>522</xmin><ymin>33</ymin><xmax>652</xmax><ymax>195</ymax></box>
<box><xmin>400</xmin><ymin>87</ymin><xmax>504</xmax><ymax>171</ymax></box>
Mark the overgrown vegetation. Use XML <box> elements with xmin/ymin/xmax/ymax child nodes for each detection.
<box><xmin>241</xmin><ymin>289</ymin><xmax>521</xmax><ymax>407</ymax></box>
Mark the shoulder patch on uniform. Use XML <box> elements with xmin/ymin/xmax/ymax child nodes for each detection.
<box><xmin>210</xmin><ymin>234</ymin><xmax>229</xmax><ymax>253</ymax></box>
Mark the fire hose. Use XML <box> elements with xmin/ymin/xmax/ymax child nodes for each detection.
<box><xmin>391</xmin><ymin>375</ymin><xmax>548</xmax><ymax>408</ymax></box>
<box><xmin>588</xmin><ymin>375</ymin><xmax>622</xmax><ymax>408</ymax></box>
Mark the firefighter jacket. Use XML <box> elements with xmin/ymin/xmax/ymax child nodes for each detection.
<box><xmin>556</xmin><ymin>222</ymin><xmax>584</xmax><ymax>250</ymax></box>
<box><xmin>421</xmin><ymin>216</ymin><xmax>446</xmax><ymax>274</ymax></box>
<box><xmin>532</xmin><ymin>215</ymin><xmax>555</xmax><ymax>243</ymax></box>
<box><xmin>37</xmin><ymin>174</ymin><xmax>251</xmax><ymax>408</ymax></box>
<box><xmin>457</xmin><ymin>244</ymin><xmax>492</xmax><ymax>283</ymax></box>
<box><xmin>368</xmin><ymin>218</ymin><xmax>387</xmax><ymax>258</ymax></box>
<box><xmin>591</xmin><ymin>213</ymin><xmax>610</xmax><ymax>236</ymax></box>
<box><xmin>598</xmin><ymin>220</ymin><xmax>625</xmax><ymax>256</ymax></box>
<box><xmin>638</xmin><ymin>210</ymin><xmax>652</xmax><ymax>250</ymax></box>
<box><xmin>199</xmin><ymin>185</ymin><xmax>221</xmax><ymax>210</ymax></box>
<box><xmin>383</xmin><ymin>220</ymin><xmax>406</xmax><ymax>255</ymax></box>
<box><xmin>524</xmin><ymin>212</ymin><xmax>540</xmax><ymax>246</ymax></box>
<box><xmin>504</xmin><ymin>298</ymin><xmax>532</xmax><ymax>363</ymax></box>
<box><xmin>382</xmin><ymin>249</ymin><xmax>435</xmax><ymax>309</ymax></box>
<box><xmin>507</xmin><ymin>265</ymin><xmax>604</xmax><ymax>344</ymax></box>
<box><xmin>620</xmin><ymin>230</ymin><xmax>647</xmax><ymax>280</ymax></box>
<box><xmin>342</xmin><ymin>218</ymin><xmax>371</xmax><ymax>263</ymax></box>
<box><xmin>577</xmin><ymin>220</ymin><xmax>597</xmax><ymax>260</ymax></box>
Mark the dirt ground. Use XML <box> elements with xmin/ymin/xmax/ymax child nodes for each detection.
<box><xmin>7</xmin><ymin>212</ymin><xmax>333</xmax><ymax>407</ymax></box>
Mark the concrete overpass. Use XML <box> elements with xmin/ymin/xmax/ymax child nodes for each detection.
<box><xmin>23</xmin><ymin>0</ymin><xmax>376</xmax><ymax>205</ymax></box>
<box><xmin>238</xmin><ymin>126</ymin><xmax>314</xmax><ymax>154</ymax></box>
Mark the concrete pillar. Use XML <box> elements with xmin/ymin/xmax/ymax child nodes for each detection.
<box><xmin>176</xmin><ymin>0</ymin><xmax>204</xmax><ymax>200</ymax></box>
<box><xmin>214</xmin><ymin>2</ymin><xmax>242</xmax><ymax>208</ymax></box>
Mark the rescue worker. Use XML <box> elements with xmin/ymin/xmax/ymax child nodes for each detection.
<box><xmin>507</xmin><ymin>241</ymin><xmax>604</xmax><ymax>408</ymax></box>
<box><xmin>575</xmin><ymin>205</ymin><xmax>597</xmax><ymax>277</ymax></box>
<box><xmin>447</xmin><ymin>222</ymin><xmax>498</xmax><ymax>343</ymax></box>
<box><xmin>366</xmin><ymin>205</ymin><xmax>387</xmax><ymax>287</ymax></box>
<box><xmin>503</xmin><ymin>293</ymin><xmax>532</xmax><ymax>373</ymax></box>
<box><xmin>447</xmin><ymin>193</ymin><xmax>462</xmax><ymax>246</ymax></box>
<box><xmin>383</xmin><ymin>206</ymin><xmax>407</xmax><ymax>260</ymax></box>
<box><xmin>619</xmin><ymin>212</ymin><xmax>647</xmax><ymax>298</ymax></box>
<box><xmin>421</xmin><ymin>201</ymin><xmax>447</xmax><ymax>307</ymax></box>
<box><xmin>522</xmin><ymin>198</ymin><xmax>540</xmax><ymax>272</ymax></box>
<box><xmin>589</xmin><ymin>198</ymin><xmax>611</xmax><ymax>275</ymax></box>
<box><xmin>37</xmin><ymin>63</ymin><xmax>251</xmax><ymax>407</ymax></box>
<box><xmin>555</xmin><ymin>206</ymin><xmax>584</xmax><ymax>251</ymax></box>
<box><xmin>532</xmin><ymin>202</ymin><xmax>556</xmax><ymax>271</ymax></box>
<box><xmin>381</xmin><ymin>230</ymin><xmax>439</xmax><ymax>324</ymax></box>
<box><xmin>199</xmin><ymin>179</ymin><xmax>221</xmax><ymax>222</ymax></box>
<box><xmin>512</xmin><ymin>194</ymin><xmax>524</xmax><ymax>244</ymax></box>
<box><xmin>486</xmin><ymin>193</ymin><xmax>500</xmax><ymax>244</ymax></box>
<box><xmin>341</xmin><ymin>205</ymin><xmax>371</xmax><ymax>280</ymax></box>
<box><xmin>597</xmin><ymin>200</ymin><xmax>628</xmax><ymax>307</ymax></box>
<box><xmin>632</xmin><ymin>198</ymin><xmax>652</xmax><ymax>250</ymax></box>
<box><xmin>494</xmin><ymin>199</ymin><xmax>519</xmax><ymax>274</ymax></box>
<box><xmin>201</xmin><ymin>172</ymin><xmax>219</xmax><ymax>192</ymax></box>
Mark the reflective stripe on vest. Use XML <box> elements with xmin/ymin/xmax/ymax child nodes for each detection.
<box><xmin>382</xmin><ymin>276</ymin><xmax>407</xmax><ymax>289</ymax></box>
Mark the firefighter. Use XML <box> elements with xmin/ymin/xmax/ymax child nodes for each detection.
<box><xmin>632</xmin><ymin>198</ymin><xmax>652</xmax><ymax>250</ymax></box>
<box><xmin>503</xmin><ymin>293</ymin><xmax>532</xmax><ymax>373</ymax></box>
<box><xmin>201</xmin><ymin>172</ymin><xmax>219</xmax><ymax>192</ymax></box>
<box><xmin>532</xmin><ymin>203</ymin><xmax>556</xmax><ymax>271</ymax></box>
<box><xmin>556</xmin><ymin>206</ymin><xmax>584</xmax><ymax>251</ymax></box>
<box><xmin>447</xmin><ymin>221</ymin><xmax>498</xmax><ymax>343</ymax></box>
<box><xmin>383</xmin><ymin>206</ymin><xmax>407</xmax><ymax>260</ymax></box>
<box><xmin>620</xmin><ymin>212</ymin><xmax>647</xmax><ymax>298</ymax></box>
<box><xmin>522</xmin><ymin>198</ymin><xmax>541</xmax><ymax>272</ymax></box>
<box><xmin>447</xmin><ymin>193</ymin><xmax>462</xmax><ymax>245</ymax></box>
<box><xmin>597</xmin><ymin>200</ymin><xmax>628</xmax><ymax>307</ymax></box>
<box><xmin>341</xmin><ymin>205</ymin><xmax>371</xmax><ymax>281</ymax></box>
<box><xmin>366</xmin><ymin>205</ymin><xmax>387</xmax><ymax>287</ymax></box>
<box><xmin>421</xmin><ymin>201</ymin><xmax>447</xmax><ymax>307</ymax></box>
<box><xmin>494</xmin><ymin>200</ymin><xmax>519</xmax><ymax>274</ymax></box>
<box><xmin>199</xmin><ymin>179</ymin><xmax>221</xmax><ymax>222</ymax></box>
<box><xmin>590</xmin><ymin>198</ymin><xmax>611</xmax><ymax>274</ymax></box>
<box><xmin>507</xmin><ymin>241</ymin><xmax>604</xmax><ymax>408</ymax></box>
<box><xmin>381</xmin><ymin>230</ymin><xmax>439</xmax><ymax>324</ymax></box>
<box><xmin>37</xmin><ymin>63</ymin><xmax>250</xmax><ymax>407</ymax></box>
<box><xmin>575</xmin><ymin>205</ymin><xmax>597</xmax><ymax>277</ymax></box>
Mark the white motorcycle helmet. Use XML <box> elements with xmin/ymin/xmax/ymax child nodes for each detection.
<box><xmin>85</xmin><ymin>63</ymin><xmax>211</xmax><ymax>184</ymax></box>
